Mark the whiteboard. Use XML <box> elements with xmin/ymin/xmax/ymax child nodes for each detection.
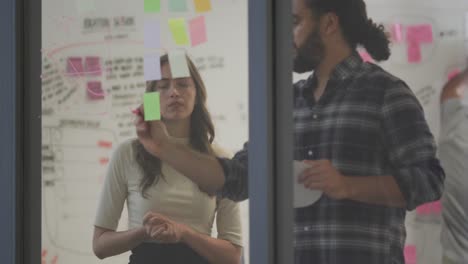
<box><xmin>41</xmin><ymin>1</ymin><xmax>250</xmax><ymax>263</ymax></box>
<box><xmin>365</xmin><ymin>1</ymin><xmax>468</xmax><ymax>264</ymax></box>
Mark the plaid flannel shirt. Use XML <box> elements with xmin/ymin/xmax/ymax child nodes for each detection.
<box><xmin>218</xmin><ymin>52</ymin><xmax>445</xmax><ymax>264</ymax></box>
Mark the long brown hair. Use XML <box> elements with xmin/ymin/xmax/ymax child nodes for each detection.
<box><xmin>133</xmin><ymin>53</ymin><xmax>215</xmax><ymax>198</ymax></box>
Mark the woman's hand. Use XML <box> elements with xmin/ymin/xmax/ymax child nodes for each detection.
<box><xmin>134</xmin><ymin>105</ymin><xmax>170</xmax><ymax>157</ymax></box>
<box><xmin>142</xmin><ymin>212</ymin><xmax>188</xmax><ymax>243</ymax></box>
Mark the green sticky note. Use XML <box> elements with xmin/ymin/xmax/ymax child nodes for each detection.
<box><xmin>169</xmin><ymin>0</ymin><xmax>188</xmax><ymax>12</ymax></box>
<box><xmin>144</xmin><ymin>92</ymin><xmax>161</xmax><ymax>121</ymax></box>
<box><xmin>144</xmin><ymin>0</ymin><xmax>160</xmax><ymax>13</ymax></box>
<box><xmin>169</xmin><ymin>18</ymin><xmax>189</xmax><ymax>45</ymax></box>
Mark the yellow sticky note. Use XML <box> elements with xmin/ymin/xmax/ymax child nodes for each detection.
<box><xmin>169</xmin><ymin>18</ymin><xmax>189</xmax><ymax>45</ymax></box>
<box><xmin>194</xmin><ymin>0</ymin><xmax>212</xmax><ymax>13</ymax></box>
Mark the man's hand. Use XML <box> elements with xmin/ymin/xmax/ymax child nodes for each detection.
<box><xmin>142</xmin><ymin>212</ymin><xmax>187</xmax><ymax>243</ymax></box>
<box><xmin>298</xmin><ymin>160</ymin><xmax>351</xmax><ymax>200</ymax></box>
<box><xmin>134</xmin><ymin>105</ymin><xmax>170</xmax><ymax>157</ymax></box>
<box><xmin>441</xmin><ymin>70</ymin><xmax>467</xmax><ymax>102</ymax></box>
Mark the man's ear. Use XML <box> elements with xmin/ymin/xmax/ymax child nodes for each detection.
<box><xmin>320</xmin><ymin>12</ymin><xmax>340</xmax><ymax>37</ymax></box>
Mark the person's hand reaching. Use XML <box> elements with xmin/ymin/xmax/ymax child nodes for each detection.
<box><xmin>441</xmin><ymin>70</ymin><xmax>467</xmax><ymax>102</ymax></box>
<box><xmin>134</xmin><ymin>105</ymin><xmax>170</xmax><ymax>157</ymax></box>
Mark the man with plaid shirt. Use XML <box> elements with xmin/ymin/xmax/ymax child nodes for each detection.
<box><xmin>136</xmin><ymin>0</ymin><xmax>445</xmax><ymax>263</ymax></box>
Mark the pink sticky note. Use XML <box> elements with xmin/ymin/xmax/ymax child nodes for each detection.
<box><xmin>431</xmin><ymin>200</ymin><xmax>442</xmax><ymax>214</ymax></box>
<box><xmin>404</xmin><ymin>245</ymin><xmax>417</xmax><ymax>264</ymax></box>
<box><xmin>391</xmin><ymin>23</ymin><xmax>403</xmax><ymax>43</ymax></box>
<box><xmin>189</xmin><ymin>16</ymin><xmax>207</xmax><ymax>47</ymax></box>
<box><xmin>416</xmin><ymin>203</ymin><xmax>432</xmax><ymax>215</ymax></box>
<box><xmin>84</xmin><ymin>56</ymin><xmax>102</xmax><ymax>76</ymax></box>
<box><xmin>406</xmin><ymin>24</ymin><xmax>433</xmax><ymax>44</ymax></box>
<box><xmin>66</xmin><ymin>57</ymin><xmax>84</xmax><ymax>76</ymax></box>
<box><xmin>359</xmin><ymin>50</ymin><xmax>374</xmax><ymax>63</ymax></box>
<box><xmin>87</xmin><ymin>81</ymin><xmax>105</xmax><ymax>100</ymax></box>
<box><xmin>448</xmin><ymin>69</ymin><xmax>461</xmax><ymax>80</ymax></box>
<box><xmin>407</xmin><ymin>41</ymin><xmax>422</xmax><ymax>63</ymax></box>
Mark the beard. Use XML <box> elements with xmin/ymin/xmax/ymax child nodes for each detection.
<box><xmin>293</xmin><ymin>29</ymin><xmax>325</xmax><ymax>73</ymax></box>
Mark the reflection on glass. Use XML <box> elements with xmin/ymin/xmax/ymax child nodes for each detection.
<box><xmin>291</xmin><ymin>0</ymin><xmax>449</xmax><ymax>263</ymax></box>
<box><xmin>41</xmin><ymin>0</ymin><xmax>249</xmax><ymax>263</ymax></box>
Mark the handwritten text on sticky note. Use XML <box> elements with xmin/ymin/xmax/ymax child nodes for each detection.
<box><xmin>144</xmin><ymin>92</ymin><xmax>161</xmax><ymax>121</ymax></box>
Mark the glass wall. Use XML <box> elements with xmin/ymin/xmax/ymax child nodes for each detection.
<box><xmin>41</xmin><ymin>1</ymin><xmax>249</xmax><ymax>263</ymax></box>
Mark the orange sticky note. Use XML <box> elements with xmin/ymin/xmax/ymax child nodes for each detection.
<box><xmin>194</xmin><ymin>0</ymin><xmax>211</xmax><ymax>13</ymax></box>
<box><xmin>189</xmin><ymin>16</ymin><xmax>207</xmax><ymax>47</ymax></box>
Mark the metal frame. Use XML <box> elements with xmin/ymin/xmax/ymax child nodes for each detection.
<box><xmin>0</xmin><ymin>0</ymin><xmax>18</xmax><ymax>262</ymax></box>
<box><xmin>20</xmin><ymin>0</ymin><xmax>42</xmax><ymax>263</ymax></box>
<box><xmin>248</xmin><ymin>0</ymin><xmax>293</xmax><ymax>263</ymax></box>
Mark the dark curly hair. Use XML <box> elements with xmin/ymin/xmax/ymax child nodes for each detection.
<box><xmin>306</xmin><ymin>0</ymin><xmax>391</xmax><ymax>61</ymax></box>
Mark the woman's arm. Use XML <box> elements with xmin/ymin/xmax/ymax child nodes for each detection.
<box><xmin>181</xmin><ymin>226</ymin><xmax>242</xmax><ymax>264</ymax></box>
<box><xmin>144</xmin><ymin>213</ymin><xmax>241</xmax><ymax>264</ymax></box>
<box><xmin>92</xmin><ymin>226</ymin><xmax>148</xmax><ymax>259</ymax></box>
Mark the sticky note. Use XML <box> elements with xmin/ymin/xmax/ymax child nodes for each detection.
<box><xmin>169</xmin><ymin>18</ymin><xmax>190</xmax><ymax>45</ymax></box>
<box><xmin>464</xmin><ymin>12</ymin><xmax>468</xmax><ymax>40</ymax></box>
<box><xmin>87</xmin><ymin>81</ymin><xmax>105</xmax><ymax>100</ymax></box>
<box><xmin>194</xmin><ymin>0</ymin><xmax>212</xmax><ymax>13</ymax></box>
<box><xmin>97</xmin><ymin>140</ymin><xmax>113</xmax><ymax>148</ymax></box>
<box><xmin>407</xmin><ymin>41</ymin><xmax>422</xmax><ymax>63</ymax></box>
<box><xmin>406</xmin><ymin>24</ymin><xmax>433</xmax><ymax>44</ymax></box>
<box><xmin>144</xmin><ymin>54</ymin><xmax>162</xmax><ymax>81</ymax></box>
<box><xmin>76</xmin><ymin>0</ymin><xmax>96</xmax><ymax>14</ymax></box>
<box><xmin>189</xmin><ymin>16</ymin><xmax>207</xmax><ymax>47</ymax></box>
<box><xmin>144</xmin><ymin>92</ymin><xmax>161</xmax><ymax>121</ymax></box>
<box><xmin>144</xmin><ymin>19</ymin><xmax>161</xmax><ymax>49</ymax></box>
<box><xmin>358</xmin><ymin>50</ymin><xmax>373</xmax><ymax>63</ymax></box>
<box><xmin>144</xmin><ymin>0</ymin><xmax>160</xmax><ymax>13</ymax></box>
<box><xmin>431</xmin><ymin>200</ymin><xmax>442</xmax><ymax>214</ymax></box>
<box><xmin>404</xmin><ymin>245</ymin><xmax>417</xmax><ymax>264</ymax></box>
<box><xmin>391</xmin><ymin>23</ymin><xmax>403</xmax><ymax>43</ymax></box>
<box><xmin>84</xmin><ymin>56</ymin><xmax>102</xmax><ymax>76</ymax></box>
<box><xmin>448</xmin><ymin>69</ymin><xmax>461</xmax><ymax>80</ymax></box>
<box><xmin>168</xmin><ymin>50</ymin><xmax>190</xmax><ymax>78</ymax></box>
<box><xmin>416</xmin><ymin>203</ymin><xmax>432</xmax><ymax>215</ymax></box>
<box><xmin>66</xmin><ymin>57</ymin><xmax>84</xmax><ymax>76</ymax></box>
<box><xmin>169</xmin><ymin>0</ymin><xmax>188</xmax><ymax>12</ymax></box>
